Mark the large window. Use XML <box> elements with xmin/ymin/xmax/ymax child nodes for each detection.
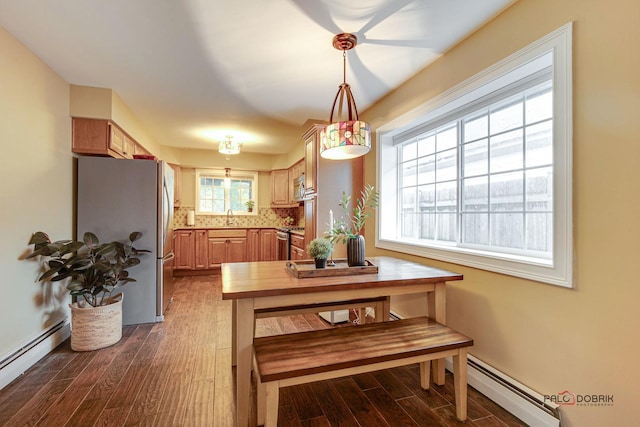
<box><xmin>377</xmin><ymin>24</ymin><xmax>573</xmax><ymax>287</ymax></box>
<box><xmin>195</xmin><ymin>169</ymin><xmax>258</xmax><ymax>215</ymax></box>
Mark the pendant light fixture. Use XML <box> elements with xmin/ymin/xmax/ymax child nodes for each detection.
<box><xmin>224</xmin><ymin>167</ymin><xmax>231</xmax><ymax>189</ymax></box>
<box><xmin>319</xmin><ymin>33</ymin><xmax>371</xmax><ymax>160</ymax></box>
<box><xmin>219</xmin><ymin>135</ymin><xmax>241</xmax><ymax>160</ymax></box>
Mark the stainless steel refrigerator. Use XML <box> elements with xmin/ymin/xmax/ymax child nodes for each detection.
<box><xmin>77</xmin><ymin>156</ymin><xmax>175</xmax><ymax>325</ymax></box>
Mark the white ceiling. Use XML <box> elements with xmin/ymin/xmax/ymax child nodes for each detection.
<box><xmin>0</xmin><ymin>0</ymin><xmax>515</xmax><ymax>154</ymax></box>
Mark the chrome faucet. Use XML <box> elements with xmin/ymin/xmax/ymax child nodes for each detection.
<box><xmin>226</xmin><ymin>209</ymin><xmax>234</xmax><ymax>226</ymax></box>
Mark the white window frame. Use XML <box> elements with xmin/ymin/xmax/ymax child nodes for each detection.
<box><xmin>195</xmin><ymin>169</ymin><xmax>258</xmax><ymax>216</ymax></box>
<box><xmin>376</xmin><ymin>23</ymin><xmax>573</xmax><ymax>287</ymax></box>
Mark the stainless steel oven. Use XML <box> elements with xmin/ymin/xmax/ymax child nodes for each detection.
<box><xmin>276</xmin><ymin>229</ymin><xmax>290</xmax><ymax>261</ymax></box>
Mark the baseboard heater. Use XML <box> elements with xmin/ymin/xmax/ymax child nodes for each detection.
<box><xmin>0</xmin><ymin>320</ymin><xmax>70</xmax><ymax>390</ymax></box>
<box><xmin>388</xmin><ymin>311</ymin><xmax>560</xmax><ymax>427</ymax></box>
<box><xmin>444</xmin><ymin>353</ymin><xmax>561</xmax><ymax>426</ymax></box>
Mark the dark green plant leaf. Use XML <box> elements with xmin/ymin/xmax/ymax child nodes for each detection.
<box><xmin>83</xmin><ymin>232</ymin><xmax>100</xmax><ymax>248</ymax></box>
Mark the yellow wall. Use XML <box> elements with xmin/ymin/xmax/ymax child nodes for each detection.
<box><xmin>70</xmin><ymin>85</ymin><xmax>164</xmax><ymax>158</ymax></box>
<box><xmin>180</xmin><ymin>168</ymin><xmax>272</xmax><ymax>210</ymax></box>
<box><xmin>0</xmin><ymin>26</ymin><xmax>73</xmax><ymax>358</ymax></box>
<box><xmin>362</xmin><ymin>0</ymin><xmax>640</xmax><ymax>425</ymax></box>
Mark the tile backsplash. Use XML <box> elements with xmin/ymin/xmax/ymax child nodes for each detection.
<box><xmin>173</xmin><ymin>205</ymin><xmax>304</xmax><ymax>229</ymax></box>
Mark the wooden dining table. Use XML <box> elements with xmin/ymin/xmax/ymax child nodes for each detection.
<box><xmin>221</xmin><ymin>256</ymin><xmax>463</xmax><ymax>427</ymax></box>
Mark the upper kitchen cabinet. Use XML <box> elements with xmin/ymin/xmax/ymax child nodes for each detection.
<box><xmin>288</xmin><ymin>159</ymin><xmax>304</xmax><ymax>203</ymax></box>
<box><xmin>270</xmin><ymin>169</ymin><xmax>290</xmax><ymax>206</ymax></box>
<box><xmin>271</xmin><ymin>158</ymin><xmax>305</xmax><ymax>207</ymax></box>
<box><xmin>72</xmin><ymin>118</ymin><xmax>149</xmax><ymax>159</ymax></box>
<box><xmin>169</xmin><ymin>163</ymin><xmax>181</xmax><ymax>208</ymax></box>
<box><xmin>303</xmin><ymin>123</ymin><xmax>326</xmax><ymax>197</ymax></box>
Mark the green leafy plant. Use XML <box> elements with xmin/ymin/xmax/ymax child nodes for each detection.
<box><xmin>26</xmin><ymin>231</ymin><xmax>149</xmax><ymax>307</ymax></box>
<box><xmin>327</xmin><ymin>184</ymin><xmax>380</xmax><ymax>244</ymax></box>
<box><xmin>245</xmin><ymin>200</ymin><xmax>255</xmax><ymax>210</ymax></box>
<box><xmin>307</xmin><ymin>238</ymin><xmax>333</xmax><ymax>260</ymax></box>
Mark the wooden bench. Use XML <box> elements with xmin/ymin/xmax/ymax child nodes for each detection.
<box><xmin>253</xmin><ymin>316</ymin><xmax>473</xmax><ymax>426</ymax></box>
<box><xmin>232</xmin><ymin>297</ymin><xmax>391</xmax><ymax>366</ymax></box>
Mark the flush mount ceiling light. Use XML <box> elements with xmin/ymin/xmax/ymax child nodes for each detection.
<box><xmin>219</xmin><ymin>135</ymin><xmax>241</xmax><ymax>159</ymax></box>
<box><xmin>319</xmin><ymin>33</ymin><xmax>371</xmax><ymax>160</ymax></box>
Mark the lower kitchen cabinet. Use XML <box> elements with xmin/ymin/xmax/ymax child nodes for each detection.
<box><xmin>259</xmin><ymin>229</ymin><xmax>277</xmax><ymax>261</ymax></box>
<box><xmin>207</xmin><ymin>238</ymin><xmax>247</xmax><ymax>266</ymax></box>
<box><xmin>290</xmin><ymin>245</ymin><xmax>305</xmax><ymax>261</ymax></box>
<box><xmin>174</xmin><ymin>230</ymin><xmax>195</xmax><ymax>270</ymax></box>
<box><xmin>290</xmin><ymin>233</ymin><xmax>306</xmax><ymax>260</ymax></box>
<box><xmin>174</xmin><ymin>228</ymin><xmax>276</xmax><ymax>273</ymax></box>
<box><xmin>194</xmin><ymin>229</ymin><xmax>208</xmax><ymax>269</ymax></box>
<box><xmin>248</xmin><ymin>229</ymin><xmax>260</xmax><ymax>262</ymax></box>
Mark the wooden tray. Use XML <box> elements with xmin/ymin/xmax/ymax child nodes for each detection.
<box><xmin>285</xmin><ymin>259</ymin><xmax>378</xmax><ymax>278</ymax></box>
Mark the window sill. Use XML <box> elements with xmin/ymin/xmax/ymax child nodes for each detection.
<box><xmin>376</xmin><ymin>238</ymin><xmax>571</xmax><ymax>288</ymax></box>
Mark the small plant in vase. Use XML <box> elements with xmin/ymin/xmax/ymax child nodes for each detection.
<box><xmin>245</xmin><ymin>200</ymin><xmax>255</xmax><ymax>212</ymax></box>
<box><xmin>327</xmin><ymin>184</ymin><xmax>379</xmax><ymax>266</ymax></box>
<box><xmin>307</xmin><ymin>238</ymin><xmax>333</xmax><ymax>269</ymax></box>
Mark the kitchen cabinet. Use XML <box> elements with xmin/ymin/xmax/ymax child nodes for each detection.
<box><xmin>194</xmin><ymin>229</ymin><xmax>208</xmax><ymax>269</ymax></box>
<box><xmin>169</xmin><ymin>163</ymin><xmax>182</xmax><ymax>208</ymax></box>
<box><xmin>303</xmin><ymin>124</ymin><xmax>325</xmax><ymax>197</ymax></box>
<box><xmin>259</xmin><ymin>229</ymin><xmax>277</xmax><ymax>261</ymax></box>
<box><xmin>303</xmin><ymin>197</ymin><xmax>317</xmax><ymax>258</ymax></box>
<box><xmin>288</xmin><ymin>159</ymin><xmax>305</xmax><ymax>203</ymax></box>
<box><xmin>290</xmin><ymin>233</ymin><xmax>306</xmax><ymax>260</ymax></box>
<box><xmin>247</xmin><ymin>229</ymin><xmax>260</xmax><ymax>262</ymax></box>
<box><xmin>270</xmin><ymin>169</ymin><xmax>290</xmax><ymax>206</ymax></box>
<box><xmin>174</xmin><ymin>230</ymin><xmax>195</xmax><ymax>270</ymax></box>
<box><xmin>290</xmin><ymin>245</ymin><xmax>305</xmax><ymax>261</ymax></box>
<box><xmin>72</xmin><ymin>118</ymin><xmax>147</xmax><ymax>159</ymax></box>
<box><xmin>207</xmin><ymin>229</ymin><xmax>247</xmax><ymax>267</ymax></box>
<box><xmin>174</xmin><ymin>228</ymin><xmax>278</xmax><ymax>273</ymax></box>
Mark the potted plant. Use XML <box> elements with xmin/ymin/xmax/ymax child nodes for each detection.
<box><xmin>245</xmin><ymin>200</ymin><xmax>255</xmax><ymax>212</ymax></box>
<box><xmin>327</xmin><ymin>184</ymin><xmax>379</xmax><ymax>266</ymax></box>
<box><xmin>26</xmin><ymin>231</ymin><xmax>149</xmax><ymax>351</ymax></box>
<box><xmin>307</xmin><ymin>238</ymin><xmax>333</xmax><ymax>269</ymax></box>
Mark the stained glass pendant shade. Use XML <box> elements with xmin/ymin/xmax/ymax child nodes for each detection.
<box><xmin>320</xmin><ymin>33</ymin><xmax>371</xmax><ymax>160</ymax></box>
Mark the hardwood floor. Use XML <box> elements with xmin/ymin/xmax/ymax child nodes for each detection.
<box><xmin>0</xmin><ymin>274</ymin><xmax>528</xmax><ymax>427</ymax></box>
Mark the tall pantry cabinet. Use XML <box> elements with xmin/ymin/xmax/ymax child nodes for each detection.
<box><xmin>302</xmin><ymin>123</ymin><xmax>364</xmax><ymax>258</ymax></box>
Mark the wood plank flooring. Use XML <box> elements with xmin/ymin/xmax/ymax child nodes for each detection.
<box><xmin>0</xmin><ymin>274</ymin><xmax>529</xmax><ymax>427</ymax></box>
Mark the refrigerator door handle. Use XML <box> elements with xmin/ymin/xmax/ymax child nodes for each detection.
<box><xmin>162</xmin><ymin>251</ymin><xmax>175</xmax><ymax>262</ymax></box>
<box><xmin>162</xmin><ymin>179</ymin><xmax>171</xmax><ymax>249</ymax></box>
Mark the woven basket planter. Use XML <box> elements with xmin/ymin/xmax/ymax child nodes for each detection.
<box><xmin>70</xmin><ymin>293</ymin><xmax>123</xmax><ymax>351</ymax></box>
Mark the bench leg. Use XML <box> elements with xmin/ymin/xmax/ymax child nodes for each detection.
<box><xmin>257</xmin><ymin>376</ymin><xmax>266</xmax><ymax>426</ymax></box>
<box><xmin>419</xmin><ymin>360</ymin><xmax>431</xmax><ymax>390</ymax></box>
<box><xmin>453</xmin><ymin>349</ymin><xmax>468</xmax><ymax>422</ymax></box>
<box><xmin>264</xmin><ymin>382</ymin><xmax>280</xmax><ymax>427</ymax></box>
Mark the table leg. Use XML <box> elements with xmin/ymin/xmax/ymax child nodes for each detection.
<box><xmin>376</xmin><ymin>296</ymin><xmax>391</xmax><ymax>322</ymax></box>
<box><xmin>235</xmin><ymin>298</ymin><xmax>254</xmax><ymax>427</ymax></box>
<box><xmin>231</xmin><ymin>299</ymin><xmax>237</xmax><ymax>366</ymax></box>
<box><xmin>427</xmin><ymin>282</ymin><xmax>447</xmax><ymax>385</ymax></box>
